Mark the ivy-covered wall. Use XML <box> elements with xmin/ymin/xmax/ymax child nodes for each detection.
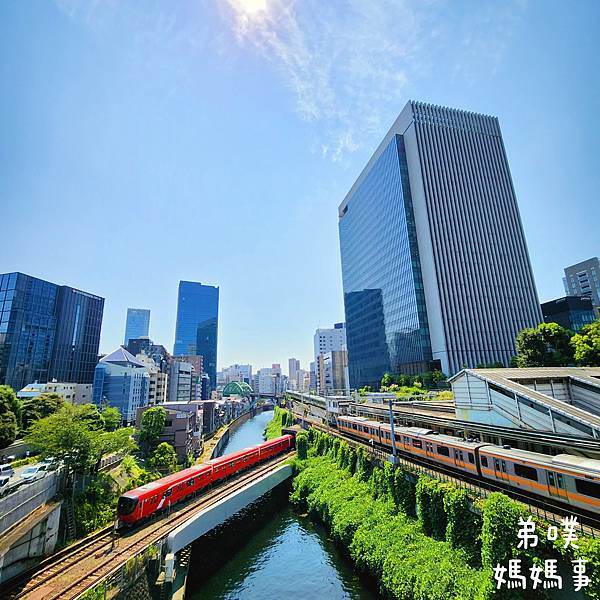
<box><xmin>292</xmin><ymin>428</ymin><xmax>600</xmax><ymax>600</ymax></box>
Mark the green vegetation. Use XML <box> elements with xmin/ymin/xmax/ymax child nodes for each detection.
<box><xmin>149</xmin><ymin>442</ymin><xmax>178</xmax><ymax>474</ymax></box>
<box><xmin>291</xmin><ymin>435</ymin><xmax>490</xmax><ymax>599</ymax></box>
<box><xmin>21</xmin><ymin>392</ymin><xmax>65</xmax><ymax>432</ymax></box>
<box><xmin>571</xmin><ymin>320</ymin><xmax>600</xmax><ymax>366</ymax></box>
<box><xmin>26</xmin><ymin>403</ymin><xmax>135</xmax><ymax>476</ymax></box>
<box><xmin>514</xmin><ymin>322</ymin><xmax>574</xmax><ymax>367</ymax></box>
<box><xmin>0</xmin><ymin>385</ymin><xmax>18</xmax><ymax>449</ymax></box>
<box><xmin>293</xmin><ymin>429</ymin><xmax>600</xmax><ymax>599</ymax></box>
<box><xmin>264</xmin><ymin>406</ymin><xmax>294</xmax><ymax>439</ymax></box>
<box><xmin>100</xmin><ymin>406</ymin><xmax>122</xmax><ymax>432</ymax></box>
<box><xmin>377</xmin><ymin>370</ymin><xmax>452</xmax><ymax>399</ymax></box>
<box><xmin>138</xmin><ymin>405</ymin><xmax>167</xmax><ymax>455</ymax></box>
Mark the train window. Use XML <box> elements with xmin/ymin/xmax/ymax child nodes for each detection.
<box><xmin>548</xmin><ymin>473</ymin><xmax>555</xmax><ymax>486</ymax></box>
<box><xmin>468</xmin><ymin>453</ymin><xmax>475</xmax><ymax>464</ymax></box>
<box><xmin>436</xmin><ymin>446</ymin><xmax>450</xmax><ymax>457</ymax></box>
<box><xmin>575</xmin><ymin>478</ymin><xmax>600</xmax><ymax>499</ymax></box>
<box><xmin>187</xmin><ymin>478</ymin><xmax>195</xmax><ymax>487</ymax></box>
<box><xmin>481</xmin><ymin>456</ymin><xmax>488</xmax><ymax>467</ymax></box>
<box><xmin>514</xmin><ymin>464</ymin><xmax>538</xmax><ymax>481</ymax></box>
<box><xmin>404</xmin><ymin>436</ymin><xmax>409</xmax><ymax>444</ymax></box>
<box><xmin>412</xmin><ymin>439</ymin><xmax>422</xmax><ymax>448</ymax></box>
<box><xmin>163</xmin><ymin>489</ymin><xmax>172</xmax><ymax>498</ymax></box>
<box><xmin>502</xmin><ymin>461</ymin><xmax>507</xmax><ymax>473</ymax></box>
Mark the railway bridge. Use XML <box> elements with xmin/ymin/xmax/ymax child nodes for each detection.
<box><xmin>0</xmin><ymin>454</ymin><xmax>294</xmax><ymax>600</ymax></box>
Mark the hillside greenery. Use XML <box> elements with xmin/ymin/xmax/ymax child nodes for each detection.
<box><xmin>264</xmin><ymin>406</ymin><xmax>294</xmax><ymax>439</ymax></box>
<box><xmin>292</xmin><ymin>428</ymin><xmax>600</xmax><ymax>599</ymax></box>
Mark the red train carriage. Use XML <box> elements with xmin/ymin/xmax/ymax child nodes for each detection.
<box><xmin>117</xmin><ymin>434</ymin><xmax>294</xmax><ymax>525</ymax></box>
<box><xmin>117</xmin><ymin>463</ymin><xmax>213</xmax><ymax>525</ymax></box>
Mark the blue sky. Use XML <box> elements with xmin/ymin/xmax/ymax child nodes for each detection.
<box><xmin>1</xmin><ymin>0</ymin><xmax>599</xmax><ymax>372</ymax></box>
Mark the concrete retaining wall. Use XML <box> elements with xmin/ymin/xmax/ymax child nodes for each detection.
<box><xmin>0</xmin><ymin>472</ymin><xmax>62</xmax><ymax>533</ymax></box>
<box><xmin>211</xmin><ymin>405</ymin><xmax>274</xmax><ymax>459</ymax></box>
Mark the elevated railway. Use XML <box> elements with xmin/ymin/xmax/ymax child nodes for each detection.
<box><xmin>303</xmin><ymin>416</ymin><xmax>600</xmax><ymax>537</ymax></box>
<box><xmin>1</xmin><ymin>453</ymin><xmax>292</xmax><ymax>600</ymax></box>
<box><xmin>287</xmin><ymin>391</ymin><xmax>600</xmax><ymax>457</ymax></box>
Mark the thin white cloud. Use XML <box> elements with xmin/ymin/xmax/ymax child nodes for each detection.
<box><xmin>55</xmin><ymin>0</ymin><xmax>527</xmax><ymax>162</ymax></box>
<box><xmin>222</xmin><ymin>0</ymin><xmax>527</xmax><ymax>162</ymax></box>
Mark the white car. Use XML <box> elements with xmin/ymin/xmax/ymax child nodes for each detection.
<box><xmin>20</xmin><ymin>464</ymin><xmax>48</xmax><ymax>483</ymax></box>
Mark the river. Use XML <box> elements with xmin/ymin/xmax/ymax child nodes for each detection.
<box><xmin>185</xmin><ymin>409</ymin><xmax>379</xmax><ymax>599</ymax></box>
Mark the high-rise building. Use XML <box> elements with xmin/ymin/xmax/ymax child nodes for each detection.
<box><xmin>313</xmin><ymin>324</ymin><xmax>346</xmax><ymax>359</ymax></box>
<box><xmin>563</xmin><ymin>258</ymin><xmax>600</xmax><ymax>309</ymax></box>
<box><xmin>93</xmin><ymin>347</ymin><xmax>149</xmax><ymax>424</ymax></box>
<box><xmin>0</xmin><ymin>272</ymin><xmax>104</xmax><ymax>391</ymax></box>
<box><xmin>124</xmin><ymin>308</ymin><xmax>150</xmax><ymax>345</ymax></box>
<box><xmin>288</xmin><ymin>358</ymin><xmax>300</xmax><ymax>388</ymax></box>
<box><xmin>541</xmin><ymin>296</ymin><xmax>596</xmax><ymax>332</ymax></box>
<box><xmin>168</xmin><ymin>360</ymin><xmax>194</xmax><ymax>403</ymax></box>
<box><xmin>317</xmin><ymin>350</ymin><xmax>349</xmax><ymax>395</ymax></box>
<box><xmin>218</xmin><ymin>364</ymin><xmax>253</xmax><ymax>387</ymax></box>
<box><xmin>173</xmin><ymin>281</ymin><xmax>219</xmax><ymax>389</ymax></box>
<box><xmin>338</xmin><ymin>101</ymin><xmax>542</xmax><ymax>388</ymax></box>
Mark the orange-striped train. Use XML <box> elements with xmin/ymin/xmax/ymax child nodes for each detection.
<box><xmin>337</xmin><ymin>415</ymin><xmax>600</xmax><ymax>514</ymax></box>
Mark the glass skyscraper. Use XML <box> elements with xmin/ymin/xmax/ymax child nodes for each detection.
<box><xmin>173</xmin><ymin>281</ymin><xmax>219</xmax><ymax>389</ymax></box>
<box><xmin>124</xmin><ymin>308</ymin><xmax>150</xmax><ymax>345</ymax></box>
<box><xmin>0</xmin><ymin>272</ymin><xmax>104</xmax><ymax>390</ymax></box>
<box><xmin>339</xmin><ymin>101</ymin><xmax>542</xmax><ymax>388</ymax></box>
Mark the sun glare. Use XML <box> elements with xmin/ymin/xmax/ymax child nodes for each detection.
<box><xmin>234</xmin><ymin>0</ymin><xmax>268</xmax><ymax>15</ymax></box>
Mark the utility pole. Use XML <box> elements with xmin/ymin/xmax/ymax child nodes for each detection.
<box><xmin>388</xmin><ymin>397</ymin><xmax>397</xmax><ymax>462</ymax></box>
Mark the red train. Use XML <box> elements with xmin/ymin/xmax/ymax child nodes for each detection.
<box><xmin>117</xmin><ymin>435</ymin><xmax>294</xmax><ymax>525</ymax></box>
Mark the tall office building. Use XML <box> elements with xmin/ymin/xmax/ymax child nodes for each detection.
<box><xmin>563</xmin><ymin>257</ymin><xmax>600</xmax><ymax>309</ymax></box>
<box><xmin>338</xmin><ymin>101</ymin><xmax>541</xmax><ymax>388</ymax></box>
<box><xmin>173</xmin><ymin>281</ymin><xmax>219</xmax><ymax>389</ymax></box>
<box><xmin>124</xmin><ymin>308</ymin><xmax>150</xmax><ymax>345</ymax></box>
<box><xmin>288</xmin><ymin>358</ymin><xmax>300</xmax><ymax>388</ymax></box>
<box><xmin>0</xmin><ymin>272</ymin><xmax>104</xmax><ymax>391</ymax></box>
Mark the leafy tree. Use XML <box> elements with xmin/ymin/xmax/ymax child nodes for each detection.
<box><xmin>74</xmin><ymin>403</ymin><xmax>103</xmax><ymax>431</ymax></box>
<box><xmin>26</xmin><ymin>404</ymin><xmax>134</xmax><ymax>476</ymax></box>
<box><xmin>0</xmin><ymin>386</ymin><xmax>18</xmax><ymax>449</ymax></box>
<box><xmin>514</xmin><ymin>322</ymin><xmax>574</xmax><ymax>367</ymax></box>
<box><xmin>149</xmin><ymin>442</ymin><xmax>178</xmax><ymax>474</ymax></box>
<box><xmin>100</xmin><ymin>406</ymin><xmax>122</xmax><ymax>432</ymax></box>
<box><xmin>138</xmin><ymin>406</ymin><xmax>166</xmax><ymax>455</ymax></box>
<box><xmin>571</xmin><ymin>320</ymin><xmax>600</xmax><ymax>366</ymax></box>
<box><xmin>0</xmin><ymin>385</ymin><xmax>21</xmax><ymax>429</ymax></box>
<box><xmin>21</xmin><ymin>392</ymin><xmax>65</xmax><ymax>431</ymax></box>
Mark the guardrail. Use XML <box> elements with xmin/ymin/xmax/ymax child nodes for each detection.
<box><xmin>0</xmin><ymin>471</ymin><xmax>63</xmax><ymax>534</ymax></box>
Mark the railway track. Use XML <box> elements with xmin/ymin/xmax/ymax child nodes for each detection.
<box><xmin>2</xmin><ymin>453</ymin><xmax>293</xmax><ymax>600</ymax></box>
<box><xmin>304</xmin><ymin>417</ymin><xmax>600</xmax><ymax>536</ymax></box>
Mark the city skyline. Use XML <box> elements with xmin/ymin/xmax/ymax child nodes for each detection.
<box><xmin>1</xmin><ymin>1</ymin><xmax>599</xmax><ymax>371</ymax></box>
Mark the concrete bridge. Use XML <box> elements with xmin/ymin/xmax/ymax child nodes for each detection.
<box><xmin>164</xmin><ymin>461</ymin><xmax>292</xmax><ymax>598</ymax></box>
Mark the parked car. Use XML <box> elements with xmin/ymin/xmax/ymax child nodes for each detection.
<box><xmin>20</xmin><ymin>464</ymin><xmax>48</xmax><ymax>483</ymax></box>
<box><xmin>0</xmin><ymin>475</ymin><xmax>23</xmax><ymax>497</ymax></box>
<box><xmin>0</xmin><ymin>464</ymin><xmax>15</xmax><ymax>478</ymax></box>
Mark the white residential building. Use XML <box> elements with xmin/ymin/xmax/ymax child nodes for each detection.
<box><xmin>18</xmin><ymin>381</ymin><xmax>93</xmax><ymax>405</ymax></box>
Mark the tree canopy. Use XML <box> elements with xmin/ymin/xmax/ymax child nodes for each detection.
<box><xmin>21</xmin><ymin>392</ymin><xmax>65</xmax><ymax>431</ymax></box>
<box><xmin>513</xmin><ymin>322</ymin><xmax>574</xmax><ymax>367</ymax></box>
<box><xmin>149</xmin><ymin>442</ymin><xmax>178</xmax><ymax>474</ymax></box>
<box><xmin>25</xmin><ymin>403</ymin><xmax>135</xmax><ymax>475</ymax></box>
<box><xmin>571</xmin><ymin>320</ymin><xmax>600</xmax><ymax>366</ymax></box>
<box><xmin>138</xmin><ymin>406</ymin><xmax>167</xmax><ymax>454</ymax></box>
<box><xmin>0</xmin><ymin>386</ymin><xmax>18</xmax><ymax>449</ymax></box>
<box><xmin>100</xmin><ymin>406</ymin><xmax>122</xmax><ymax>432</ymax></box>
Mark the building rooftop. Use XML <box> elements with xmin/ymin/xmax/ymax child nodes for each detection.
<box><xmin>450</xmin><ymin>367</ymin><xmax>600</xmax><ymax>432</ymax></box>
<box><xmin>100</xmin><ymin>346</ymin><xmax>146</xmax><ymax>368</ymax></box>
